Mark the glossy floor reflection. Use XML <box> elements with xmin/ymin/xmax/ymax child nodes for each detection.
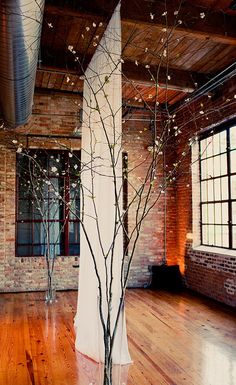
<box><xmin>76</xmin><ymin>352</ymin><xmax>130</xmax><ymax>385</ymax></box>
<box><xmin>202</xmin><ymin>339</ymin><xmax>236</xmax><ymax>385</ymax></box>
<box><xmin>0</xmin><ymin>290</ymin><xmax>235</xmax><ymax>385</ymax></box>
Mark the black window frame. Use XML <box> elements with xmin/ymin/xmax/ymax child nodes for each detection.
<box><xmin>199</xmin><ymin>118</ymin><xmax>236</xmax><ymax>250</ymax></box>
<box><xmin>16</xmin><ymin>149</ymin><xmax>81</xmax><ymax>257</ymax></box>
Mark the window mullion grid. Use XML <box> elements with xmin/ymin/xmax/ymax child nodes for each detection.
<box><xmin>199</xmin><ymin>128</ymin><xmax>231</xmax><ymax>249</ymax></box>
<box><xmin>47</xmin><ymin>164</ymin><xmax>50</xmax><ymax>257</ymax></box>
<box><xmin>64</xmin><ymin>153</ymin><xmax>70</xmax><ymax>256</ymax></box>
<box><xmin>16</xmin><ymin>173</ymin><xmax>19</xmax><ymax>256</ymax></box>
<box><xmin>32</xmin><ymin>215</ymin><xmax>34</xmax><ymax>257</ymax></box>
<box><xmin>16</xmin><ymin>150</ymin><xmax>81</xmax><ymax>257</ymax></box>
<box><xmin>227</xmin><ymin>127</ymin><xmax>233</xmax><ymax>249</ymax></box>
<box><xmin>199</xmin><ymin>140</ymin><xmax>204</xmax><ymax>245</ymax></box>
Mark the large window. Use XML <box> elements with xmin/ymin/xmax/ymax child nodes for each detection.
<box><xmin>199</xmin><ymin>120</ymin><xmax>236</xmax><ymax>249</ymax></box>
<box><xmin>16</xmin><ymin>150</ymin><xmax>80</xmax><ymax>257</ymax></box>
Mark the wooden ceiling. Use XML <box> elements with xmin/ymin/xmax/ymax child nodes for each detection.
<box><xmin>36</xmin><ymin>0</ymin><xmax>236</xmax><ymax>107</ymax></box>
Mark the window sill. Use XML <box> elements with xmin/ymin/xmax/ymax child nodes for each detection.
<box><xmin>16</xmin><ymin>255</ymin><xmax>80</xmax><ymax>259</ymax></box>
<box><xmin>192</xmin><ymin>245</ymin><xmax>236</xmax><ymax>258</ymax></box>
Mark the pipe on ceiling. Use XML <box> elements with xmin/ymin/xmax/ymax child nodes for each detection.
<box><xmin>0</xmin><ymin>0</ymin><xmax>45</xmax><ymax>128</ymax></box>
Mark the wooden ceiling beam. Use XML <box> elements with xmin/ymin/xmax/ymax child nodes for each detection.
<box><xmin>44</xmin><ymin>1</ymin><xmax>236</xmax><ymax>46</ymax></box>
<box><xmin>44</xmin><ymin>5</ymin><xmax>108</xmax><ymax>21</ymax></box>
<box><xmin>45</xmin><ymin>1</ymin><xmax>118</xmax><ymax>19</ymax></box>
<box><xmin>37</xmin><ymin>60</ymin><xmax>200</xmax><ymax>93</ymax></box>
<box><xmin>122</xmin><ymin>62</ymin><xmax>196</xmax><ymax>92</ymax></box>
<box><xmin>121</xmin><ymin>0</ymin><xmax>236</xmax><ymax>46</ymax></box>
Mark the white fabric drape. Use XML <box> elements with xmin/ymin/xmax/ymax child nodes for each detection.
<box><xmin>74</xmin><ymin>2</ymin><xmax>131</xmax><ymax>364</ymax></box>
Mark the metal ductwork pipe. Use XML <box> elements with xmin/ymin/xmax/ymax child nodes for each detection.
<box><xmin>0</xmin><ymin>0</ymin><xmax>45</xmax><ymax>128</ymax></box>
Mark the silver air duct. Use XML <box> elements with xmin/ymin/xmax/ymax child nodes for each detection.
<box><xmin>0</xmin><ymin>0</ymin><xmax>45</xmax><ymax>128</ymax></box>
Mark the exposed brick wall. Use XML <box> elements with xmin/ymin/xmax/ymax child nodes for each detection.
<box><xmin>3</xmin><ymin>83</ymin><xmax>235</xmax><ymax>305</ymax></box>
<box><xmin>0</xmin><ymin>92</ymin><xmax>81</xmax><ymax>292</ymax></box>
<box><xmin>123</xmin><ymin>112</ymin><xmax>164</xmax><ymax>287</ymax></box>
<box><xmin>122</xmin><ymin>110</ymin><xmax>176</xmax><ymax>286</ymax></box>
<box><xmin>175</xmin><ymin>78</ymin><xmax>236</xmax><ymax>307</ymax></box>
<box><xmin>19</xmin><ymin>91</ymin><xmax>81</xmax><ymax>136</ymax></box>
<box><xmin>185</xmin><ymin>247</ymin><xmax>236</xmax><ymax>307</ymax></box>
<box><xmin>0</xmin><ymin>92</ymin><xmax>174</xmax><ymax>292</ymax></box>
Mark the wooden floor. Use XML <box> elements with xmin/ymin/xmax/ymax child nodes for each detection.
<box><xmin>0</xmin><ymin>289</ymin><xmax>235</xmax><ymax>385</ymax></box>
